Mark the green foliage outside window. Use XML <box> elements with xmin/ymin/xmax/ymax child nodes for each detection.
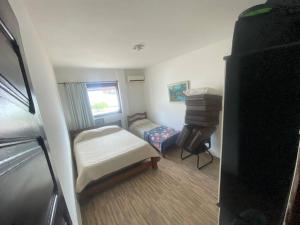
<box><xmin>92</xmin><ymin>102</ymin><xmax>109</xmax><ymax>111</ymax></box>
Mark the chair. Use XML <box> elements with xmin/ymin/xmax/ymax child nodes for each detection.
<box><xmin>177</xmin><ymin>125</ymin><xmax>215</xmax><ymax>169</ymax></box>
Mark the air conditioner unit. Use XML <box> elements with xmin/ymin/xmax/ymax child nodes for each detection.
<box><xmin>127</xmin><ymin>75</ymin><xmax>145</xmax><ymax>82</ymax></box>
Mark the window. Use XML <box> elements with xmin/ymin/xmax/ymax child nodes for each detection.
<box><xmin>86</xmin><ymin>82</ymin><xmax>121</xmax><ymax>116</ymax></box>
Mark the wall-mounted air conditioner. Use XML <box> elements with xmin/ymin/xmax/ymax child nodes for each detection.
<box><xmin>127</xmin><ymin>75</ymin><xmax>145</xmax><ymax>82</ymax></box>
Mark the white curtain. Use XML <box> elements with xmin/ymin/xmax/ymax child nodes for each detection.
<box><xmin>59</xmin><ymin>83</ymin><xmax>95</xmax><ymax>130</ymax></box>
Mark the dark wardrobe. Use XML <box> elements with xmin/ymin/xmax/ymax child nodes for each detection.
<box><xmin>219</xmin><ymin>1</ymin><xmax>300</xmax><ymax>225</ymax></box>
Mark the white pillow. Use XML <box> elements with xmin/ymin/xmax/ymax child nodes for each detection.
<box><xmin>183</xmin><ymin>87</ymin><xmax>218</xmax><ymax>96</ymax></box>
<box><xmin>74</xmin><ymin>125</ymin><xmax>122</xmax><ymax>144</ymax></box>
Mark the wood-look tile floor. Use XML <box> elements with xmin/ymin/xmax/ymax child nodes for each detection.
<box><xmin>81</xmin><ymin>147</ymin><xmax>220</xmax><ymax>225</ymax></box>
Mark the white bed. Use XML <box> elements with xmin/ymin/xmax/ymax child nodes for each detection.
<box><xmin>73</xmin><ymin>126</ymin><xmax>160</xmax><ymax>193</ymax></box>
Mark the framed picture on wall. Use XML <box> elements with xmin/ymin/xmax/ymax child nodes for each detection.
<box><xmin>168</xmin><ymin>81</ymin><xmax>190</xmax><ymax>102</ymax></box>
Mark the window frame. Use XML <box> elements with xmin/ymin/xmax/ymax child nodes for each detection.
<box><xmin>86</xmin><ymin>81</ymin><xmax>122</xmax><ymax>117</ymax></box>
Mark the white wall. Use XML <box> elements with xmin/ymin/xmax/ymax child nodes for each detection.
<box><xmin>125</xmin><ymin>69</ymin><xmax>146</xmax><ymax>115</ymax></box>
<box><xmin>9</xmin><ymin>1</ymin><xmax>81</xmax><ymax>224</ymax></box>
<box><xmin>144</xmin><ymin>39</ymin><xmax>231</xmax><ymax>157</ymax></box>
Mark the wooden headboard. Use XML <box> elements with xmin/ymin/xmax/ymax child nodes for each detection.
<box><xmin>127</xmin><ymin>112</ymin><xmax>147</xmax><ymax>127</ymax></box>
<box><xmin>69</xmin><ymin>121</ymin><xmax>122</xmax><ymax>142</ymax></box>
<box><xmin>69</xmin><ymin>126</ymin><xmax>98</xmax><ymax>142</ymax></box>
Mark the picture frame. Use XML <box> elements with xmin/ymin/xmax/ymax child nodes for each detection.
<box><xmin>168</xmin><ymin>81</ymin><xmax>190</xmax><ymax>102</ymax></box>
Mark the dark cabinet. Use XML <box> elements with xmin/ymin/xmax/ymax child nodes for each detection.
<box><xmin>219</xmin><ymin>3</ymin><xmax>300</xmax><ymax>225</ymax></box>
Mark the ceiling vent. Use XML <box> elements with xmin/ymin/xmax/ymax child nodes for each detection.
<box><xmin>127</xmin><ymin>75</ymin><xmax>145</xmax><ymax>82</ymax></box>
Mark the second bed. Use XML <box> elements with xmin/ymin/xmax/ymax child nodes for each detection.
<box><xmin>128</xmin><ymin>113</ymin><xmax>180</xmax><ymax>155</ymax></box>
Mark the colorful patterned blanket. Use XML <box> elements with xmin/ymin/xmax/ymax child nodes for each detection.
<box><xmin>144</xmin><ymin>126</ymin><xmax>180</xmax><ymax>153</ymax></box>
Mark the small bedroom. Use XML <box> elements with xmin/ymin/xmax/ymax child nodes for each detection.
<box><xmin>1</xmin><ymin>1</ymin><xmax>300</xmax><ymax>225</ymax></box>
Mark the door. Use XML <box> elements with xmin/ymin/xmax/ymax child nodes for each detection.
<box><xmin>0</xmin><ymin>1</ymin><xmax>72</xmax><ymax>225</ymax></box>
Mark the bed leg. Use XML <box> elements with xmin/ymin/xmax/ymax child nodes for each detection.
<box><xmin>151</xmin><ymin>157</ymin><xmax>159</xmax><ymax>169</ymax></box>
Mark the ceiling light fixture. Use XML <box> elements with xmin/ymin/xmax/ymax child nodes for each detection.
<box><xmin>133</xmin><ymin>43</ymin><xmax>145</xmax><ymax>51</ymax></box>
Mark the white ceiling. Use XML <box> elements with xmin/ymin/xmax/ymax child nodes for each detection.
<box><xmin>23</xmin><ymin>0</ymin><xmax>265</xmax><ymax>68</ymax></box>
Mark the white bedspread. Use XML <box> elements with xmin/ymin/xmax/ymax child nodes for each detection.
<box><xmin>74</xmin><ymin>126</ymin><xmax>159</xmax><ymax>193</ymax></box>
<box><xmin>129</xmin><ymin>119</ymin><xmax>160</xmax><ymax>138</ymax></box>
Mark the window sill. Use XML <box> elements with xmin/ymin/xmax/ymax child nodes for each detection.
<box><xmin>93</xmin><ymin>111</ymin><xmax>122</xmax><ymax>119</ymax></box>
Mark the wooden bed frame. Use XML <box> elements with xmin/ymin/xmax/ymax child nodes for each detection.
<box><xmin>127</xmin><ymin>112</ymin><xmax>147</xmax><ymax>127</ymax></box>
<box><xmin>69</xmin><ymin>125</ymin><xmax>160</xmax><ymax>202</ymax></box>
<box><xmin>79</xmin><ymin>157</ymin><xmax>160</xmax><ymax>202</ymax></box>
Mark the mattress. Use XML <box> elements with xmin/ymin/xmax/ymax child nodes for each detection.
<box><xmin>183</xmin><ymin>87</ymin><xmax>218</xmax><ymax>96</ymax></box>
<box><xmin>74</xmin><ymin>126</ymin><xmax>159</xmax><ymax>193</ymax></box>
<box><xmin>186</xmin><ymin>105</ymin><xmax>222</xmax><ymax>111</ymax></box>
<box><xmin>185</xmin><ymin>95</ymin><xmax>222</xmax><ymax>110</ymax></box>
<box><xmin>129</xmin><ymin>119</ymin><xmax>160</xmax><ymax>138</ymax></box>
<box><xmin>129</xmin><ymin>119</ymin><xmax>179</xmax><ymax>153</ymax></box>
<box><xmin>185</xmin><ymin>118</ymin><xmax>219</xmax><ymax>127</ymax></box>
<box><xmin>185</xmin><ymin>100</ymin><xmax>222</xmax><ymax>106</ymax></box>
<box><xmin>185</xmin><ymin>114</ymin><xmax>219</xmax><ymax>122</ymax></box>
<box><xmin>144</xmin><ymin>126</ymin><xmax>180</xmax><ymax>153</ymax></box>
<box><xmin>185</xmin><ymin>94</ymin><xmax>222</xmax><ymax>101</ymax></box>
<box><xmin>186</xmin><ymin>110</ymin><xmax>219</xmax><ymax>117</ymax></box>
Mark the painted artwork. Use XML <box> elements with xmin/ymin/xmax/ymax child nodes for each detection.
<box><xmin>168</xmin><ymin>81</ymin><xmax>189</xmax><ymax>102</ymax></box>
